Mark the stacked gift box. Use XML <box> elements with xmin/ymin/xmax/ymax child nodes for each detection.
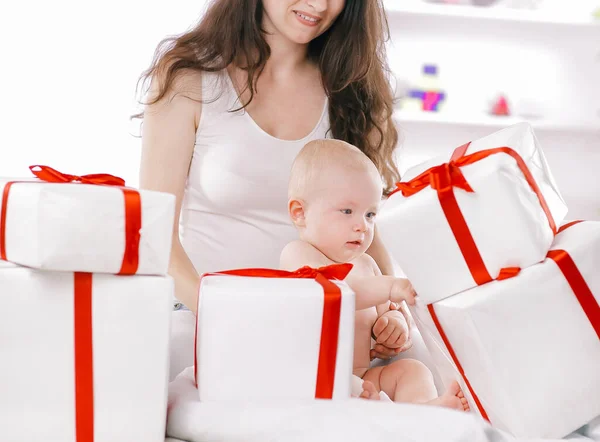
<box><xmin>377</xmin><ymin>122</ymin><xmax>600</xmax><ymax>439</ymax></box>
<box><xmin>0</xmin><ymin>166</ymin><xmax>176</xmax><ymax>442</ymax></box>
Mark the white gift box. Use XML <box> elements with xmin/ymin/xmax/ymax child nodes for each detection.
<box><xmin>378</xmin><ymin>123</ymin><xmax>568</xmax><ymax>304</ymax></box>
<box><xmin>195</xmin><ymin>269</ymin><xmax>355</xmax><ymax>402</ymax></box>
<box><xmin>0</xmin><ymin>175</ymin><xmax>175</xmax><ymax>275</ymax></box>
<box><xmin>0</xmin><ymin>261</ymin><xmax>173</xmax><ymax>442</ymax></box>
<box><xmin>411</xmin><ymin>221</ymin><xmax>600</xmax><ymax>439</ymax></box>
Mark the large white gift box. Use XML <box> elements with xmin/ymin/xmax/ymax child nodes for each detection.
<box><xmin>0</xmin><ymin>260</ymin><xmax>173</xmax><ymax>442</ymax></box>
<box><xmin>411</xmin><ymin>220</ymin><xmax>600</xmax><ymax>439</ymax></box>
<box><xmin>378</xmin><ymin>123</ymin><xmax>568</xmax><ymax>304</ymax></box>
<box><xmin>195</xmin><ymin>265</ymin><xmax>355</xmax><ymax>402</ymax></box>
<box><xmin>0</xmin><ymin>166</ymin><xmax>175</xmax><ymax>275</ymax></box>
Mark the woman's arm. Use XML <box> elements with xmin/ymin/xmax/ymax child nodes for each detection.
<box><xmin>139</xmin><ymin>69</ymin><xmax>203</xmax><ymax>314</ymax></box>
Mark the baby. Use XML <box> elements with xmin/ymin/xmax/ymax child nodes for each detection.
<box><xmin>280</xmin><ymin>139</ymin><xmax>469</xmax><ymax>411</ymax></box>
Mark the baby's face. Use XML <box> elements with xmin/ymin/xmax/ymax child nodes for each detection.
<box><xmin>302</xmin><ymin>170</ymin><xmax>382</xmax><ymax>263</ymax></box>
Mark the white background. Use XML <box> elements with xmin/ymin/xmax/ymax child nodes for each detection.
<box><xmin>1</xmin><ymin>0</ymin><xmax>210</xmax><ymax>184</ymax></box>
<box><xmin>1</xmin><ymin>0</ymin><xmax>599</xmax><ymax>218</ymax></box>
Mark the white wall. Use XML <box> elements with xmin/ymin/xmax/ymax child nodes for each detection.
<box><xmin>386</xmin><ymin>4</ymin><xmax>600</xmax><ymax>220</ymax></box>
<box><xmin>2</xmin><ymin>0</ymin><xmax>598</xmax><ymax>220</ymax></box>
<box><xmin>1</xmin><ymin>0</ymin><xmax>209</xmax><ymax>186</ymax></box>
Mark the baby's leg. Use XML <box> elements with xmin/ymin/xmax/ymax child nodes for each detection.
<box><xmin>375</xmin><ymin>359</ymin><xmax>469</xmax><ymax>411</ymax></box>
<box><xmin>374</xmin><ymin>359</ymin><xmax>437</xmax><ymax>403</ymax></box>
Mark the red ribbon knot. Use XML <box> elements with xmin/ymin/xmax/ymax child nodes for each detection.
<box><xmin>30</xmin><ymin>165</ymin><xmax>126</xmax><ymax>187</ymax></box>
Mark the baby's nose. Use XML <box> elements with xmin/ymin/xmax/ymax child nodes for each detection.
<box><xmin>354</xmin><ymin>220</ymin><xmax>367</xmax><ymax>232</ymax></box>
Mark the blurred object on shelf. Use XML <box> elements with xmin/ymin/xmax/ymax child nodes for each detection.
<box><xmin>593</xmin><ymin>5</ymin><xmax>600</xmax><ymax>19</ymax></box>
<box><xmin>490</xmin><ymin>95</ymin><xmax>511</xmax><ymax>116</ymax></box>
<box><xmin>401</xmin><ymin>64</ymin><xmax>446</xmax><ymax>112</ymax></box>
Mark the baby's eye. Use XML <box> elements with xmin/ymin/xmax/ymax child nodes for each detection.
<box><xmin>341</xmin><ymin>209</ymin><xmax>352</xmax><ymax>215</ymax></box>
<box><xmin>366</xmin><ymin>212</ymin><xmax>377</xmax><ymax>219</ymax></box>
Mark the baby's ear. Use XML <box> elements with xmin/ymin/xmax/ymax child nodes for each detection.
<box><xmin>288</xmin><ymin>199</ymin><xmax>306</xmax><ymax>227</ymax></box>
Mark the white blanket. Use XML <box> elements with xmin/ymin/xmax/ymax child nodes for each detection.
<box><xmin>166</xmin><ymin>367</ymin><xmax>600</xmax><ymax>442</ymax></box>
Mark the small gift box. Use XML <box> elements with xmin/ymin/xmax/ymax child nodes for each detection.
<box><xmin>195</xmin><ymin>264</ymin><xmax>356</xmax><ymax>402</ymax></box>
<box><xmin>378</xmin><ymin>122</ymin><xmax>568</xmax><ymax>304</ymax></box>
<box><xmin>0</xmin><ymin>165</ymin><xmax>175</xmax><ymax>275</ymax></box>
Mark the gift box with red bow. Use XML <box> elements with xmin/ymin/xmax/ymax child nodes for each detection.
<box><xmin>194</xmin><ymin>264</ymin><xmax>356</xmax><ymax>402</ymax></box>
<box><xmin>377</xmin><ymin>123</ymin><xmax>568</xmax><ymax>304</ymax></box>
<box><xmin>411</xmin><ymin>220</ymin><xmax>600</xmax><ymax>439</ymax></box>
<box><xmin>0</xmin><ymin>165</ymin><xmax>175</xmax><ymax>275</ymax></box>
<box><xmin>0</xmin><ymin>260</ymin><xmax>173</xmax><ymax>442</ymax></box>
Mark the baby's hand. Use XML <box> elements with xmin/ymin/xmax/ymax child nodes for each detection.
<box><xmin>372</xmin><ymin>309</ymin><xmax>410</xmax><ymax>350</ymax></box>
<box><xmin>389</xmin><ymin>278</ymin><xmax>416</xmax><ymax>305</ymax></box>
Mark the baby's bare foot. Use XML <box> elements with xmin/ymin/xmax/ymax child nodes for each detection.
<box><xmin>426</xmin><ymin>381</ymin><xmax>470</xmax><ymax>411</ymax></box>
<box><xmin>358</xmin><ymin>380</ymin><xmax>380</xmax><ymax>401</ymax></box>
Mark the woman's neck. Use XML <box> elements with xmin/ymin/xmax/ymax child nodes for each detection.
<box><xmin>262</xmin><ymin>28</ymin><xmax>312</xmax><ymax>79</ymax></box>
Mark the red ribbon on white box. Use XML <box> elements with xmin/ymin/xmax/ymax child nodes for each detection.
<box><xmin>193</xmin><ymin>263</ymin><xmax>353</xmax><ymax>399</ymax></box>
<box><xmin>391</xmin><ymin>142</ymin><xmax>555</xmax><ymax>286</ymax></box>
<box><xmin>74</xmin><ymin>272</ymin><xmax>95</xmax><ymax>442</ymax></box>
<box><xmin>428</xmin><ymin>220</ymin><xmax>599</xmax><ymax>421</ymax></box>
<box><xmin>0</xmin><ymin>165</ymin><xmax>141</xmax><ymax>275</ymax></box>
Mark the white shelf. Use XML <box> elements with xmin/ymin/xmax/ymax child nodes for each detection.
<box><xmin>393</xmin><ymin>111</ymin><xmax>600</xmax><ymax>133</ymax></box>
<box><xmin>385</xmin><ymin>2</ymin><xmax>600</xmax><ymax>28</ymax></box>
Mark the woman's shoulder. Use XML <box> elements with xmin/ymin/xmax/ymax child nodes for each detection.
<box><xmin>151</xmin><ymin>67</ymin><xmax>204</xmax><ymax>102</ymax></box>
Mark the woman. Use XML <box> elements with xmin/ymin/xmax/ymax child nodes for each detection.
<box><xmin>136</xmin><ymin>0</ymin><xmax>414</xmax><ymax>380</ymax></box>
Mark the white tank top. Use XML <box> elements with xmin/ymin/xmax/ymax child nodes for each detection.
<box><xmin>180</xmin><ymin>70</ymin><xmax>330</xmax><ymax>275</ymax></box>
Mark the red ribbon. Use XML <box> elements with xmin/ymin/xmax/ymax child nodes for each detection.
<box><xmin>427</xmin><ymin>303</ymin><xmax>490</xmax><ymax>421</ymax></box>
<box><xmin>391</xmin><ymin>143</ymin><xmax>555</xmax><ymax>286</ymax></box>
<box><xmin>548</xmin><ymin>220</ymin><xmax>599</xmax><ymax>340</ymax></box>
<box><xmin>427</xmin><ymin>220</ymin><xmax>598</xmax><ymax>423</ymax></box>
<box><xmin>0</xmin><ymin>166</ymin><xmax>141</xmax><ymax>275</ymax></box>
<box><xmin>557</xmin><ymin>220</ymin><xmax>584</xmax><ymax>234</ymax></box>
<box><xmin>193</xmin><ymin>263</ymin><xmax>353</xmax><ymax>399</ymax></box>
<box><xmin>74</xmin><ymin>272</ymin><xmax>94</xmax><ymax>442</ymax></box>
<box><xmin>30</xmin><ymin>165</ymin><xmax>126</xmax><ymax>186</ymax></box>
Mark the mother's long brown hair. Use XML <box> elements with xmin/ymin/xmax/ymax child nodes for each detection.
<box><xmin>136</xmin><ymin>0</ymin><xmax>401</xmax><ymax>192</ymax></box>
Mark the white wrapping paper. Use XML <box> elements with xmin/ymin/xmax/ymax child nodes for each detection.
<box><xmin>378</xmin><ymin>123</ymin><xmax>568</xmax><ymax>304</ymax></box>
<box><xmin>411</xmin><ymin>221</ymin><xmax>600</xmax><ymax>439</ymax></box>
<box><xmin>0</xmin><ymin>177</ymin><xmax>175</xmax><ymax>275</ymax></box>
<box><xmin>0</xmin><ymin>261</ymin><xmax>174</xmax><ymax>442</ymax></box>
<box><xmin>195</xmin><ymin>274</ymin><xmax>355</xmax><ymax>402</ymax></box>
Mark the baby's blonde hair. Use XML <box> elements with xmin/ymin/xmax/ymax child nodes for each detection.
<box><xmin>288</xmin><ymin>139</ymin><xmax>382</xmax><ymax>201</ymax></box>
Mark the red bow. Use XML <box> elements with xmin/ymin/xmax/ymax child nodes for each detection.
<box><xmin>216</xmin><ymin>263</ymin><xmax>353</xmax><ymax>281</ymax></box>
<box><xmin>30</xmin><ymin>165</ymin><xmax>126</xmax><ymax>187</ymax></box>
<box><xmin>394</xmin><ymin>162</ymin><xmax>474</xmax><ymax>197</ymax></box>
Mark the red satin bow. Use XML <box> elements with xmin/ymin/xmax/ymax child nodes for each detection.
<box><xmin>30</xmin><ymin>165</ymin><xmax>126</xmax><ymax>187</ymax></box>
<box><xmin>395</xmin><ymin>162</ymin><xmax>474</xmax><ymax>197</ymax></box>
<box><xmin>216</xmin><ymin>263</ymin><xmax>353</xmax><ymax>281</ymax></box>
<box><xmin>193</xmin><ymin>263</ymin><xmax>353</xmax><ymax>399</ymax></box>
